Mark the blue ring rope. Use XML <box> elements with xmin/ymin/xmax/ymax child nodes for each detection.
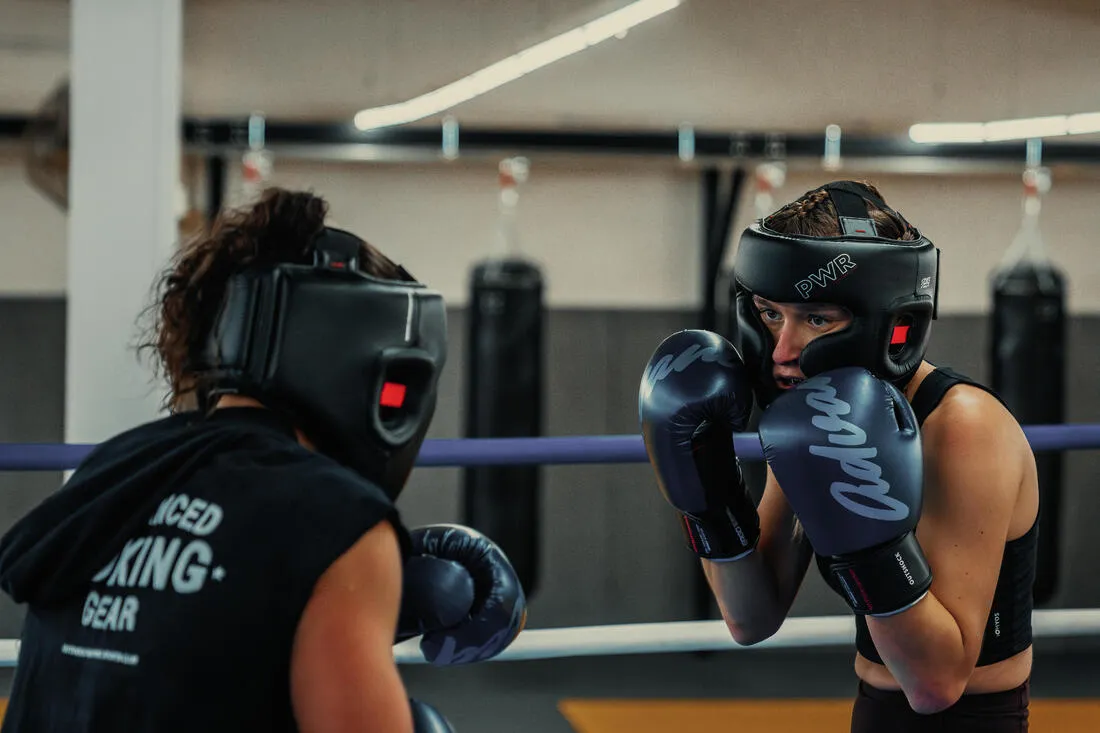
<box><xmin>0</xmin><ymin>423</ymin><xmax>1098</xmax><ymax>471</ymax></box>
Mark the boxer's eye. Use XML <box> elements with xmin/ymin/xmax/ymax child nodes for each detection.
<box><xmin>758</xmin><ymin>308</ymin><xmax>781</xmax><ymax>322</ymax></box>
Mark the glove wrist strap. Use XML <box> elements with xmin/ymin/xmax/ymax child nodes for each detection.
<box><xmin>678</xmin><ymin>446</ymin><xmax>760</xmax><ymax>561</ymax></box>
<box><xmin>680</xmin><ymin>497</ymin><xmax>760</xmax><ymax>561</ymax></box>
<box><xmin>824</xmin><ymin>532</ymin><xmax>932</xmax><ymax>617</ymax></box>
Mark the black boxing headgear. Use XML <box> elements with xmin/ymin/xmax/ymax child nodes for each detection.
<box><xmin>197</xmin><ymin>227</ymin><xmax>447</xmax><ymax>499</ymax></box>
<box><xmin>732</xmin><ymin>182</ymin><xmax>939</xmax><ymax>407</ymax></box>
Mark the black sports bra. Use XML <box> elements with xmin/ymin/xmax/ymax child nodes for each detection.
<box><xmin>850</xmin><ymin>367</ymin><xmax>1037</xmax><ymax>667</ymax></box>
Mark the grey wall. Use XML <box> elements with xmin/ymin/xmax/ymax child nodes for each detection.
<box><xmin>2</xmin><ymin>299</ymin><xmax>1099</xmax><ymax>627</ymax></box>
<box><xmin>401</xmin><ymin>307</ymin><xmax>1100</xmax><ymax>626</ymax></box>
<box><xmin>0</xmin><ymin>299</ymin><xmax>1098</xmax><ymax>730</ymax></box>
<box><xmin>0</xmin><ymin>299</ymin><xmax>66</xmax><ymax>638</ymax></box>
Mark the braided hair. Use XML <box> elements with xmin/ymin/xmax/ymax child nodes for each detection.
<box><xmin>764</xmin><ymin>180</ymin><xmax>916</xmax><ymax>240</ymax></box>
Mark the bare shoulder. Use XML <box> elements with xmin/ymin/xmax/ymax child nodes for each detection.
<box><xmin>293</xmin><ymin>519</ymin><xmax>403</xmax><ymax>658</ymax></box>
<box><xmin>917</xmin><ymin>383</ymin><xmax>1033</xmax><ymax>522</ymax></box>
<box><xmin>290</xmin><ymin>520</ymin><xmax>410</xmax><ymax>733</ymax></box>
<box><xmin>311</xmin><ymin>519</ymin><xmax>403</xmax><ymax>604</ymax></box>
<box><xmin>921</xmin><ymin>383</ymin><xmax>1028</xmax><ymax>463</ymax></box>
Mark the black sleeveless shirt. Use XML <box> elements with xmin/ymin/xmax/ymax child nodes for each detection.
<box><xmin>0</xmin><ymin>408</ymin><xmax>409</xmax><ymax>732</ymax></box>
<box><xmin>852</xmin><ymin>367</ymin><xmax>1037</xmax><ymax>667</ymax></box>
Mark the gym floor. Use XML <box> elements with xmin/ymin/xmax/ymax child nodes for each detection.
<box><xmin>394</xmin><ymin>643</ymin><xmax>1100</xmax><ymax>731</ymax></box>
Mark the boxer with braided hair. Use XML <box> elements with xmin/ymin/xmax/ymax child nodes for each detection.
<box><xmin>640</xmin><ymin>181</ymin><xmax>1037</xmax><ymax>730</ymax></box>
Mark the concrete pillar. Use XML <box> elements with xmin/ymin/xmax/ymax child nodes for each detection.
<box><xmin>66</xmin><ymin>0</ymin><xmax>184</xmax><ymax>444</ymax></box>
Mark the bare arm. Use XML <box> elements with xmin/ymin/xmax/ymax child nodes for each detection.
<box><xmin>865</xmin><ymin>389</ymin><xmax>1031</xmax><ymax>713</ymax></box>
<box><xmin>703</xmin><ymin>466</ymin><xmax>814</xmax><ymax>644</ymax></box>
<box><xmin>291</xmin><ymin>520</ymin><xmax>413</xmax><ymax>733</ymax></box>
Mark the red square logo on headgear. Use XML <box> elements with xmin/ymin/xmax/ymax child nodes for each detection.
<box><xmin>380</xmin><ymin>382</ymin><xmax>407</xmax><ymax>408</ymax></box>
<box><xmin>891</xmin><ymin>325</ymin><xmax>910</xmax><ymax>345</ymax></box>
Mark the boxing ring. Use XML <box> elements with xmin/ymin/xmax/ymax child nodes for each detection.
<box><xmin>1</xmin><ymin>423</ymin><xmax>1100</xmax><ymax>668</ymax></box>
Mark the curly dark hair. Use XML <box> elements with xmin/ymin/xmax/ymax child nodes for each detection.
<box><xmin>764</xmin><ymin>180</ymin><xmax>917</xmax><ymax>240</ymax></box>
<box><xmin>139</xmin><ymin>187</ymin><xmax>406</xmax><ymax>411</ymax></box>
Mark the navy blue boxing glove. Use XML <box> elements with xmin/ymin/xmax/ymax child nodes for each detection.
<box><xmin>758</xmin><ymin>367</ymin><xmax>932</xmax><ymax>617</ymax></box>
<box><xmin>398</xmin><ymin>524</ymin><xmax>527</xmax><ymax>665</ymax></box>
<box><xmin>397</xmin><ymin>554</ymin><xmax>476</xmax><ymax>641</ymax></box>
<box><xmin>639</xmin><ymin>329</ymin><xmax>759</xmax><ymax>561</ymax></box>
<box><xmin>410</xmin><ymin>698</ymin><xmax>456</xmax><ymax>733</ymax></box>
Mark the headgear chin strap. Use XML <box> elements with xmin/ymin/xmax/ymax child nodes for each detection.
<box><xmin>197</xmin><ymin>227</ymin><xmax>448</xmax><ymax>499</ymax></box>
<box><xmin>733</xmin><ymin>182</ymin><xmax>940</xmax><ymax>407</ymax></box>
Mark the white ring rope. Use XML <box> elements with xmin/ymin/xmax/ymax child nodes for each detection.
<box><xmin>0</xmin><ymin>609</ymin><xmax>1092</xmax><ymax>667</ymax></box>
<box><xmin>393</xmin><ymin>608</ymin><xmax>1100</xmax><ymax>664</ymax></box>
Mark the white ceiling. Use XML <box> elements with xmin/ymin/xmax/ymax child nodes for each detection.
<box><xmin>2</xmin><ymin>0</ymin><xmax>1099</xmax><ymax>136</ymax></box>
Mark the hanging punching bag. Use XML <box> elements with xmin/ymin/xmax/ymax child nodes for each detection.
<box><xmin>463</xmin><ymin>159</ymin><xmax>543</xmax><ymax>598</ymax></box>
<box><xmin>990</xmin><ymin>164</ymin><xmax>1065</xmax><ymax>606</ymax></box>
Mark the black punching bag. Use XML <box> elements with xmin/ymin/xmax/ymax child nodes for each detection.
<box><xmin>991</xmin><ymin>260</ymin><xmax>1066</xmax><ymax>606</ymax></box>
<box><xmin>464</xmin><ymin>259</ymin><xmax>544</xmax><ymax>597</ymax></box>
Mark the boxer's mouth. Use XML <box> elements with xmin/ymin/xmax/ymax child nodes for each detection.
<box><xmin>775</xmin><ymin>375</ymin><xmax>805</xmax><ymax>389</ymax></box>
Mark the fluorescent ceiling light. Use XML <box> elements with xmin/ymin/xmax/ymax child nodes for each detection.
<box><xmin>354</xmin><ymin>0</ymin><xmax>682</xmax><ymax>131</ymax></box>
<box><xmin>1067</xmin><ymin>112</ymin><xmax>1100</xmax><ymax>135</ymax></box>
<box><xmin>908</xmin><ymin>123</ymin><xmax>985</xmax><ymax>144</ymax></box>
<box><xmin>982</xmin><ymin>115</ymin><xmax>1068</xmax><ymax>142</ymax></box>
<box><xmin>910</xmin><ymin>112</ymin><xmax>1100</xmax><ymax>144</ymax></box>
